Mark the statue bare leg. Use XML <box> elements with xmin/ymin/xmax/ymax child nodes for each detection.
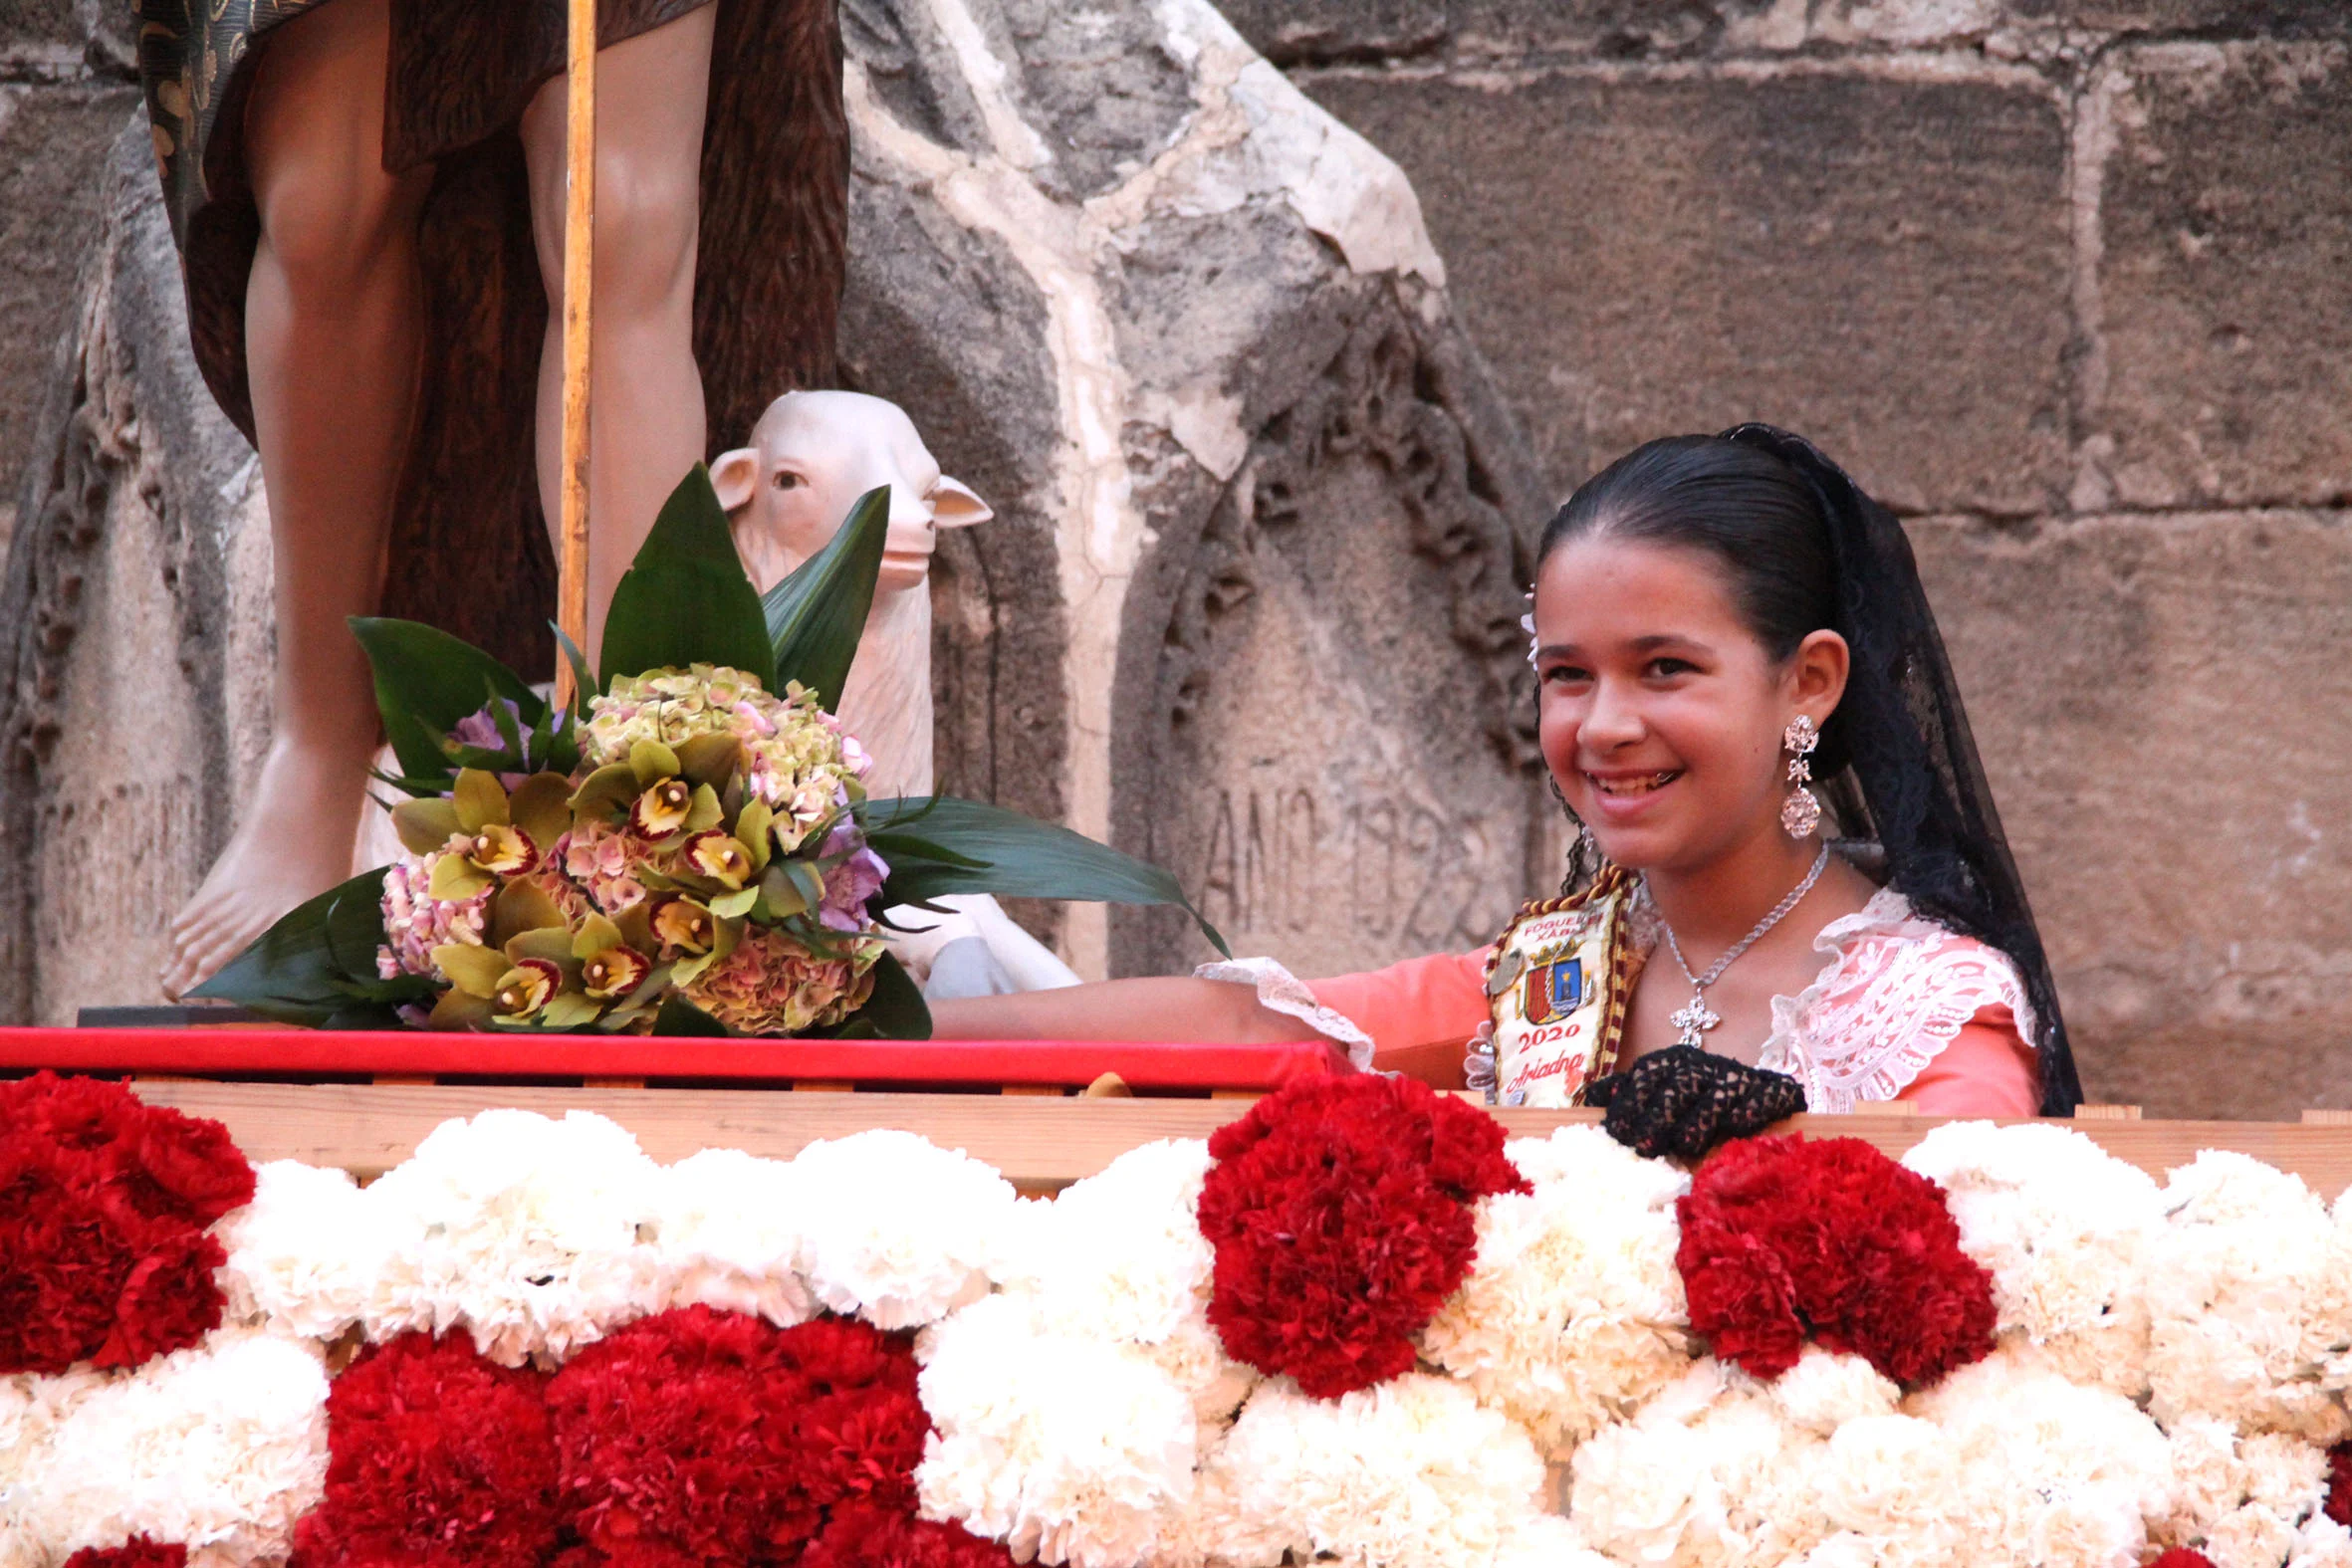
<box><xmin>162</xmin><ymin>0</ymin><xmax>432</xmax><ymax>997</ymax></box>
<box><xmin>521</xmin><ymin>3</ymin><xmax>715</xmax><ymax>661</ymax></box>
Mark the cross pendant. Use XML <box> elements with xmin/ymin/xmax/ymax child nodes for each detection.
<box><xmin>1670</xmin><ymin>996</ymin><xmax>1720</xmax><ymax>1047</ymax></box>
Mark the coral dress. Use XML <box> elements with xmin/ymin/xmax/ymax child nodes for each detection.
<box><xmin>1215</xmin><ymin>888</ymin><xmax>2040</xmax><ymax>1117</ymax></box>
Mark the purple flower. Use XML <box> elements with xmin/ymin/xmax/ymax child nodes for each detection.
<box><xmin>450</xmin><ymin>699</ymin><xmax>537</xmax><ymax>787</ymax></box>
<box><xmin>817</xmin><ymin>819</ymin><xmax>889</xmax><ymax>933</ymax></box>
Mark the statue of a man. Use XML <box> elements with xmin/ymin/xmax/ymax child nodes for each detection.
<box><xmin>134</xmin><ymin>0</ymin><xmax>846</xmax><ymax>995</ymax></box>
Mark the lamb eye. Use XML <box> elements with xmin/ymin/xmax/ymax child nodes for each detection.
<box><xmin>772</xmin><ymin>471</ymin><xmax>802</xmax><ymax>491</ymax></box>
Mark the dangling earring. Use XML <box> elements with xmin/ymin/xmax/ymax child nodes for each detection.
<box><xmin>1781</xmin><ymin>716</ymin><xmax>1822</xmax><ymax>839</ymax></box>
<box><xmin>1547</xmin><ymin>775</ymin><xmax>1601</xmax><ymax>894</ymax></box>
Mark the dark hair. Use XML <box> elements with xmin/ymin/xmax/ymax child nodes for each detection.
<box><xmin>1534</xmin><ymin>425</ymin><xmax>2083</xmax><ymax>1115</ymax></box>
<box><xmin>1536</xmin><ymin>435</ymin><xmax>1852</xmax><ymax>772</ymax></box>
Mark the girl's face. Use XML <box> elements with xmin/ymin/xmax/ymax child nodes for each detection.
<box><xmin>1532</xmin><ymin>536</ymin><xmax>1847</xmax><ymax>876</ymax></box>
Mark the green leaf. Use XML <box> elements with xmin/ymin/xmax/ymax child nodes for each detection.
<box><xmin>351</xmin><ymin>617</ymin><xmax>541</xmax><ymax>787</ymax></box>
<box><xmin>763</xmin><ymin>485</ymin><xmax>889</xmax><ymax>709</ymax></box>
<box><xmin>857</xmin><ymin>796</ymin><xmax>1230</xmax><ymax>957</ymax></box>
<box><xmin>189</xmin><ymin>870</ymin><xmax>414</xmax><ymax>1027</ymax></box>
<box><xmin>852</xmin><ymin>952</ymin><xmax>931</xmax><ymax>1039</ymax></box>
<box><xmin>710</xmin><ymin>886</ymin><xmax>760</xmax><ymax>919</ymax></box>
<box><xmin>599</xmin><ymin>464</ymin><xmax>777</xmax><ymax>693</ymax></box>
<box><xmin>653</xmin><ymin>996</ymin><xmax>730</xmax><ymax>1035</ymax></box>
<box><xmin>551</xmin><ymin>622</ymin><xmax>597</xmax><ymax>717</ymax></box>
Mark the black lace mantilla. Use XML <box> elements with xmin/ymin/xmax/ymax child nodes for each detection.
<box><xmin>1719</xmin><ymin>425</ymin><xmax>2083</xmax><ymax>1116</ymax></box>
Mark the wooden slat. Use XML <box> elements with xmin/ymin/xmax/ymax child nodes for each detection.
<box><xmin>2074</xmin><ymin>1104</ymin><xmax>2143</xmax><ymax>1120</ymax></box>
<box><xmin>117</xmin><ymin>1082</ymin><xmax>2352</xmax><ymax>1198</ymax></box>
<box><xmin>2303</xmin><ymin>1109</ymin><xmax>2352</xmax><ymax>1126</ymax></box>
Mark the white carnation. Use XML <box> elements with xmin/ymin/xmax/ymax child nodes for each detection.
<box><xmin>2156</xmin><ymin>1420</ymin><xmax>2333</xmax><ymax>1561</ymax></box>
<box><xmin>2147</xmin><ymin>1152</ymin><xmax>2349</xmax><ymax>1444</ymax></box>
<box><xmin>1768</xmin><ymin>1348</ymin><xmax>1900</xmax><ymax>1438</ymax></box>
<box><xmin>1000</xmin><ymin>1139</ymin><xmax>1215</xmax><ymax>1346</ymax></box>
<box><xmin>215</xmin><ymin>1159</ymin><xmax>375</xmax><ymax>1343</ymax></box>
<box><xmin>994</xmin><ymin>1139</ymin><xmax>1253</xmax><ymax>1425</ymax></box>
<box><xmin>2292</xmin><ymin>1513</ymin><xmax>2352</xmax><ymax>1568</ymax></box>
<box><xmin>2207</xmin><ymin>1502</ymin><xmax>2303</xmax><ymax>1568</ymax></box>
<box><xmin>7</xmin><ymin>1330</ymin><xmax>329</xmax><ymax>1563</ymax></box>
<box><xmin>1420</xmin><ymin>1126</ymin><xmax>1693</xmax><ymax>1448</ymax></box>
<box><xmin>1214</xmin><ymin>1374</ymin><xmax>1548</xmax><ymax>1568</ymax></box>
<box><xmin>648</xmin><ymin>1148</ymin><xmax>814</xmax><ymax>1325</ymax></box>
<box><xmin>1908</xmin><ymin>1347</ymin><xmax>2173</xmax><ymax>1568</ymax></box>
<box><xmin>916</xmin><ymin>1294</ymin><xmax>1199</xmax><ymax>1567</ymax></box>
<box><xmin>792</xmin><ymin>1129</ymin><xmax>1018</xmax><ymax>1328</ymax></box>
<box><xmin>1569</xmin><ymin>1360</ymin><xmax>1828</xmax><ymax>1568</ymax></box>
<box><xmin>1494</xmin><ymin>1510</ymin><xmax>1613</xmax><ymax>1568</ymax></box>
<box><xmin>1901</xmin><ymin>1120</ymin><xmax>2161</xmax><ymax>1396</ymax></box>
<box><xmin>357</xmin><ymin>1109</ymin><xmax>669</xmax><ymax>1365</ymax></box>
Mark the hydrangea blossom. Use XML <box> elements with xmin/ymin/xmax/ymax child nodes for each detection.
<box><xmin>583</xmin><ymin>664</ymin><xmax>867</xmax><ymax>846</ymax></box>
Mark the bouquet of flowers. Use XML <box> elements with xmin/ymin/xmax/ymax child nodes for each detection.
<box><xmin>194</xmin><ymin>470</ymin><xmax>1221</xmax><ymax>1035</ymax></box>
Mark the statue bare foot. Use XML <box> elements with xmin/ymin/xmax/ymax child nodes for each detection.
<box><xmin>161</xmin><ymin>735</ymin><xmax>371</xmax><ymax>999</ymax></box>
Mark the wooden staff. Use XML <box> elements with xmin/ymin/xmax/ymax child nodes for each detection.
<box><xmin>552</xmin><ymin>0</ymin><xmax>597</xmax><ymax>711</ymax></box>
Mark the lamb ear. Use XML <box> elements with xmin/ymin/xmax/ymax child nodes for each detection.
<box><xmin>930</xmin><ymin>476</ymin><xmax>994</xmax><ymax>528</ymax></box>
<box><xmin>710</xmin><ymin>447</ymin><xmax>761</xmax><ymax>513</ymax></box>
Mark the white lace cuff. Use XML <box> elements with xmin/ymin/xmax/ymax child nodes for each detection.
<box><xmin>1195</xmin><ymin>958</ymin><xmax>1375</xmax><ymax>1070</ymax></box>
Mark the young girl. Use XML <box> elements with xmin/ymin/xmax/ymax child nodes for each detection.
<box><xmin>931</xmin><ymin>426</ymin><xmax>2082</xmax><ymax>1120</ymax></box>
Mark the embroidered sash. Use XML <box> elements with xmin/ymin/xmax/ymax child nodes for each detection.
<box><xmin>1481</xmin><ymin>865</ymin><xmax>1642</xmax><ymax>1107</ymax></box>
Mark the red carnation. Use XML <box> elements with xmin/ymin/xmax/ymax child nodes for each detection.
<box><xmin>2326</xmin><ymin>1441</ymin><xmax>2351</xmax><ymax>1526</ymax></box>
<box><xmin>549</xmin><ymin>1306</ymin><xmax>809</xmax><ymax>1564</ymax></box>
<box><xmin>2147</xmin><ymin>1553</ymin><xmax>2217</xmax><ymax>1568</ymax></box>
<box><xmin>1</xmin><ymin>1072</ymin><xmax>144</xmax><ymax>1152</ymax></box>
<box><xmin>778</xmin><ymin>1317</ymin><xmax>929</xmax><ymax>1517</ymax></box>
<box><xmin>60</xmin><ymin>1540</ymin><xmax>188</xmax><ymax>1568</ymax></box>
<box><xmin>94</xmin><ymin>1229</ymin><xmax>228</xmax><ymax>1369</ymax></box>
<box><xmin>108</xmin><ymin>1107</ymin><xmax>257</xmax><ymax>1228</ymax></box>
<box><xmin>292</xmin><ymin>1332</ymin><xmax>562</xmax><ymax>1568</ymax></box>
<box><xmin>1197</xmin><ymin>1073</ymin><xmax>1529</xmax><ymax>1398</ymax></box>
<box><xmin>801</xmin><ymin>1501</ymin><xmax>1017</xmax><ymax>1568</ymax></box>
<box><xmin>0</xmin><ymin>1179</ymin><xmax>142</xmax><ymax>1374</ymax></box>
<box><xmin>1675</xmin><ymin>1134</ymin><xmax>1996</xmax><ymax>1386</ymax></box>
<box><xmin>0</xmin><ymin>1074</ymin><xmax>252</xmax><ymax>1376</ymax></box>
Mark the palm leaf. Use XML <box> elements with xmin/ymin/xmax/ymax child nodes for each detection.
<box><xmin>857</xmin><ymin>795</ymin><xmax>1229</xmax><ymax>957</ymax></box>
<box><xmin>599</xmin><ymin>464</ymin><xmax>779</xmax><ymax>693</ymax></box>
<box><xmin>351</xmin><ymin>619</ymin><xmax>543</xmax><ymax>787</ymax></box>
<box><xmin>763</xmin><ymin>485</ymin><xmax>888</xmax><ymax>709</ymax></box>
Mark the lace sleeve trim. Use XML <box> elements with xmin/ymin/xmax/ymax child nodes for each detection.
<box><xmin>1194</xmin><ymin>958</ymin><xmax>1376</xmax><ymax>1070</ymax></box>
<box><xmin>1757</xmin><ymin>890</ymin><xmax>2037</xmax><ymax>1114</ymax></box>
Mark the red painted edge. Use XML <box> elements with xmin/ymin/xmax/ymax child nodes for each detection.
<box><xmin>0</xmin><ymin>1026</ymin><xmax>1349</xmax><ymax>1089</ymax></box>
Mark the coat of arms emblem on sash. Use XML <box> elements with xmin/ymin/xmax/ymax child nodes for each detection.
<box><xmin>1481</xmin><ymin>866</ymin><xmax>1637</xmax><ymax>1107</ymax></box>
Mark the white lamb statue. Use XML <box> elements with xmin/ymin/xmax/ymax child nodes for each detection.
<box><xmin>710</xmin><ymin>390</ymin><xmax>1081</xmax><ymax>999</ymax></box>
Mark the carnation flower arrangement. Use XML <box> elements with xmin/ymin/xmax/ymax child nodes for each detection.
<box><xmin>8</xmin><ymin>1072</ymin><xmax>2352</xmax><ymax>1568</ymax></box>
<box><xmin>191</xmin><ymin>469</ymin><xmax>1220</xmax><ymax>1036</ymax></box>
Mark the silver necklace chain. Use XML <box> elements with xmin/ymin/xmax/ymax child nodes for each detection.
<box><xmin>1656</xmin><ymin>844</ymin><xmax>1831</xmax><ymax>1046</ymax></box>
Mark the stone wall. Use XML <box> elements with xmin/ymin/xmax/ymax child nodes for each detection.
<box><xmin>3</xmin><ymin>0</ymin><xmax>2346</xmax><ymax>1118</ymax></box>
<box><xmin>0</xmin><ymin>0</ymin><xmax>139</xmax><ymax>562</ymax></box>
<box><xmin>1217</xmin><ymin>0</ymin><xmax>2352</xmax><ymax>1117</ymax></box>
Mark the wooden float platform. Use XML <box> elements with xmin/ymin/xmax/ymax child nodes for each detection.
<box><xmin>5</xmin><ymin>1026</ymin><xmax>2349</xmax><ymax>1196</ymax></box>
